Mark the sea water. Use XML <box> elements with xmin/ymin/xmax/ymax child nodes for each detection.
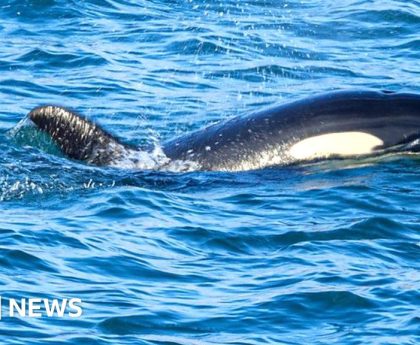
<box><xmin>0</xmin><ymin>1</ymin><xmax>419</xmax><ymax>344</ymax></box>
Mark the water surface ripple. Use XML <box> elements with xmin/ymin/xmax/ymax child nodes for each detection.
<box><xmin>0</xmin><ymin>1</ymin><xmax>419</xmax><ymax>344</ymax></box>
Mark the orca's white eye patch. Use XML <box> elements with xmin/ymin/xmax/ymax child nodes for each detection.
<box><xmin>289</xmin><ymin>132</ymin><xmax>384</xmax><ymax>160</ymax></box>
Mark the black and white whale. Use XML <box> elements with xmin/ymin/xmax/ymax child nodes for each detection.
<box><xmin>28</xmin><ymin>90</ymin><xmax>420</xmax><ymax>171</ymax></box>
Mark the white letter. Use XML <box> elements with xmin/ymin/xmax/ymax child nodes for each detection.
<box><xmin>9</xmin><ymin>298</ymin><xmax>26</xmax><ymax>317</ymax></box>
<box><xmin>68</xmin><ymin>299</ymin><xmax>83</xmax><ymax>318</ymax></box>
<box><xmin>28</xmin><ymin>299</ymin><xmax>42</xmax><ymax>317</ymax></box>
<box><xmin>44</xmin><ymin>299</ymin><xmax>68</xmax><ymax>317</ymax></box>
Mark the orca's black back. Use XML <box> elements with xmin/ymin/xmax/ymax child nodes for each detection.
<box><xmin>162</xmin><ymin>90</ymin><xmax>420</xmax><ymax>170</ymax></box>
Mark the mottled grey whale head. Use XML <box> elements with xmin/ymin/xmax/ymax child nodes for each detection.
<box><xmin>29</xmin><ymin>105</ymin><xmax>127</xmax><ymax>165</ymax></box>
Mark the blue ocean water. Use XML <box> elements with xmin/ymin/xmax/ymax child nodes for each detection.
<box><xmin>0</xmin><ymin>0</ymin><xmax>419</xmax><ymax>344</ymax></box>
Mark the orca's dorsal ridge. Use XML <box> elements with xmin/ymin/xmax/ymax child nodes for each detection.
<box><xmin>28</xmin><ymin>90</ymin><xmax>420</xmax><ymax>171</ymax></box>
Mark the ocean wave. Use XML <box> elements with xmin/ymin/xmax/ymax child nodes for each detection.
<box><xmin>0</xmin><ymin>0</ymin><xmax>419</xmax><ymax>344</ymax></box>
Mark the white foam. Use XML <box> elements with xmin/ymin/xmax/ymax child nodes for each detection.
<box><xmin>110</xmin><ymin>144</ymin><xmax>200</xmax><ymax>172</ymax></box>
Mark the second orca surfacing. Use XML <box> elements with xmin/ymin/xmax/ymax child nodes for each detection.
<box><xmin>28</xmin><ymin>90</ymin><xmax>420</xmax><ymax>172</ymax></box>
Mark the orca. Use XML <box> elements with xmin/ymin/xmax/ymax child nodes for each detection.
<box><xmin>28</xmin><ymin>90</ymin><xmax>420</xmax><ymax>171</ymax></box>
